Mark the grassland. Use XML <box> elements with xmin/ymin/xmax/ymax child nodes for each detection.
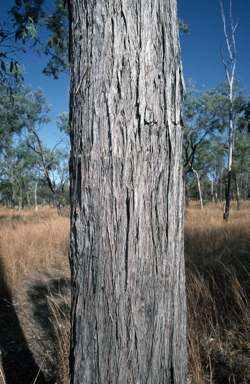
<box><xmin>0</xmin><ymin>202</ymin><xmax>250</xmax><ymax>383</ymax></box>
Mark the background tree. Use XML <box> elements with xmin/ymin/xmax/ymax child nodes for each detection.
<box><xmin>20</xmin><ymin>87</ymin><xmax>64</xmax><ymax>214</ymax></box>
<box><xmin>0</xmin><ymin>5</ymin><xmax>37</xmax><ymax>76</ymax></box>
<box><xmin>219</xmin><ymin>0</ymin><xmax>238</xmax><ymax>221</ymax></box>
<box><xmin>0</xmin><ymin>64</ymin><xmax>27</xmax><ymax>153</ymax></box>
<box><xmin>69</xmin><ymin>0</ymin><xmax>186</xmax><ymax>382</ymax></box>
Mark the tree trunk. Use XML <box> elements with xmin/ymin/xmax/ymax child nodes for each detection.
<box><xmin>236</xmin><ymin>178</ymin><xmax>240</xmax><ymax>211</ymax></box>
<box><xmin>18</xmin><ymin>186</ymin><xmax>22</xmax><ymax>211</ymax></box>
<box><xmin>215</xmin><ymin>185</ymin><xmax>218</xmax><ymax>204</ymax></box>
<box><xmin>190</xmin><ymin>165</ymin><xmax>203</xmax><ymax>210</ymax></box>
<box><xmin>220</xmin><ymin>174</ymin><xmax>223</xmax><ymax>202</ymax></box>
<box><xmin>244</xmin><ymin>177</ymin><xmax>247</xmax><ymax>206</ymax></box>
<box><xmin>220</xmin><ymin>0</ymin><xmax>236</xmax><ymax>221</ymax></box>
<box><xmin>69</xmin><ymin>0</ymin><xmax>186</xmax><ymax>383</ymax></box>
<box><xmin>62</xmin><ymin>184</ymin><xmax>66</xmax><ymax>209</ymax></box>
<box><xmin>10</xmin><ymin>160</ymin><xmax>15</xmax><ymax>211</ymax></box>
<box><xmin>185</xmin><ymin>184</ymin><xmax>190</xmax><ymax>207</ymax></box>
<box><xmin>26</xmin><ymin>188</ymin><xmax>31</xmax><ymax>210</ymax></box>
<box><xmin>54</xmin><ymin>191</ymin><xmax>62</xmax><ymax>215</ymax></box>
<box><xmin>211</xmin><ymin>172</ymin><xmax>214</xmax><ymax>203</ymax></box>
<box><xmin>34</xmin><ymin>182</ymin><xmax>38</xmax><ymax>212</ymax></box>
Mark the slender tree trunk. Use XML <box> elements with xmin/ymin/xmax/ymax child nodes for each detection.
<box><xmin>244</xmin><ymin>177</ymin><xmax>247</xmax><ymax>206</ymax></box>
<box><xmin>25</xmin><ymin>188</ymin><xmax>31</xmax><ymax>210</ymax></box>
<box><xmin>18</xmin><ymin>186</ymin><xmax>22</xmax><ymax>211</ymax></box>
<box><xmin>211</xmin><ymin>172</ymin><xmax>214</xmax><ymax>203</ymax></box>
<box><xmin>62</xmin><ymin>184</ymin><xmax>66</xmax><ymax>209</ymax></box>
<box><xmin>236</xmin><ymin>178</ymin><xmax>240</xmax><ymax>211</ymax></box>
<box><xmin>220</xmin><ymin>174</ymin><xmax>223</xmax><ymax>202</ymax></box>
<box><xmin>34</xmin><ymin>182</ymin><xmax>38</xmax><ymax>212</ymax></box>
<box><xmin>220</xmin><ymin>0</ymin><xmax>237</xmax><ymax>221</ymax></box>
<box><xmin>10</xmin><ymin>160</ymin><xmax>15</xmax><ymax>211</ymax></box>
<box><xmin>185</xmin><ymin>184</ymin><xmax>190</xmax><ymax>207</ymax></box>
<box><xmin>69</xmin><ymin>0</ymin><xmax>186</xmax><ymax>383</ymax></box>
<box><xmin>215</xmin><ymin>184</ymin><xmax>218</xmax><ymax>204</ymax></box>
<box><xmin>190</xmin><ymin>165</ymin><xmax>203</xmax><ymax>210</ymax></box>
<box><xmin>54</xmin><ymin>191</ymin><xmax>62</xmax><ymax>215</ymax></box>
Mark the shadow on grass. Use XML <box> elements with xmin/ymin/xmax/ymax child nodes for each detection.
<box><xmin>0</xmin><ymin>257</ymin><xmax>47</xmax><ymax>384</ymax></box>
<box><xmin>27</xmin><ymin>276</ymin><xmax>71</xmax><ymax>383</ymax></box>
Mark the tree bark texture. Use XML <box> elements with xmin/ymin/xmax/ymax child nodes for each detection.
<box><xmin>69</xmin><ymin>0</ymin><xmax>186</xmax><ymax>383</ymax></box>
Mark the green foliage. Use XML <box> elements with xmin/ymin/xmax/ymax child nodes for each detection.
<box><xmin>0</xmin><ymin>1</ymin><xmax>40</xmax><ymax>76</ymax></box>
<box><xmin>10</xmin><ymin>0</ymin><xmax>69</xmax><ymax>79</ymax></box>
<box><xmin>9</xmin><ymin>1</ymin><xmax>188</xmax><ymax>79</ymax></box>
<box><xmin>56</xmin><ymin>112</ymin><xmax>70</xmax><ymax>137</ymax></box>
<box><xmin>0</xmin><ymin>64</ymin><xmax>28</xmax><ymax>153</ymax></box>
<box><xmin>183</xmin><ymin>78</ymin><xmax>250</xmax><ymax>203</ymax></box>
<box><xmin>179</xmin><ymin>19</ymin><xmax>191</xmax><ymax>35</ymax></box>
<box><xmin>183</xmin><ymin>79</ymin><xmax>220</xmax><ymax>170</ymax></box>
<box><xmin>42</xmin><ymin>0</ymin><xmax>69</xmax><ymax>78</ymax></box>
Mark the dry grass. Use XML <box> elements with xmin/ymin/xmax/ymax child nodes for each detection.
<box><xmin>0</xmin><ymin>206</ymin><xmax>70</xmax><ymax>384</ymax></box>
<box><xmin>185</xmin><ymin>201</ymin><xmax>250</xmax><ymax>383</ymax></box>
<box><xmin>1</xmin><ymin>202</ymin><xmax>250</xmax><ymax>383</ymax></box>
<box><xmin>0</xmin><ymin>206</ymin><xmax>70</xmax><ymax>294</ymax></box>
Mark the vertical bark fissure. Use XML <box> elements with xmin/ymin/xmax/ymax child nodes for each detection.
<box><xmin>125</xmin><ymin>187</ymin><xmax>130</xmax><ymax>290</ymax></box>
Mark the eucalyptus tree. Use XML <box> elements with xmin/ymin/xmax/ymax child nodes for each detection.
<box><xmin>14</xmin><ymin>142</ymin><xmax>43</xmax><ymax>210</ymax></box>
<box><xmin>56</xmin><ymin>112</ymin><xmax>70</xmax><ymax>145</ymax></box>
<box><xmin>53</xmin><ymin>147</ymin><xmax>70</xmax><ymax>209</ymax></box>
<box><xmin>25</xmin><ymin>135</ymin><xmax>63</xmax><ymax>215</ymax></box>
<box><xmin>231</xmin><ymin>128</ymin><xmax>250</xmax><ymax>210</ymax></box>
<box><xmin>21</xmin><ymin>88</ymin><xmax>63</xmax><ymax>214</ymax></box>
<box><xmin>69</xmin><ymin>0</ymin><xmax>186</xmax><ymax>382</ymax></box>
<box><xmin>207</xmin><ymin>80</ymin><xmax>247</xmax><ymax>207</ymax></box>
<box><xmin>0</xmin><ymin>142</ymin><xmax>17</xmax><ymax>210</ymax></box>
<box><xmin>219</xmin><ymin>0</ymin><xmax>238</xmax><ymax>220</ymax></box>
<box><xmin>182</xmin><ymin>79</ymin><xmax>221</xmax><ymax>208</ymax></box>
<box><xmin>208</xmin><ymin>137</ymin><xmax>227</xmax><ymax>203</ymax></box>
<box><xmin>182</xmin><ymin>79</ymin><xmax>219</xmax><ymax>171</ymax></box>
<box><xmin>0</xmin><ymin>64</ymin><xmax>27</xmax><ymax>154</ymax></box>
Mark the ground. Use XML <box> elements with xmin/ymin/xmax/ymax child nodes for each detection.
<box><xmin>1</xmin><ymin>203</ymin><xmax>250</xmax><ymax>383</ymax></box>
<box><xmin>0</xmin><ymin>269</ymin><xmax>70</xmax><ymax>384</ymax></box>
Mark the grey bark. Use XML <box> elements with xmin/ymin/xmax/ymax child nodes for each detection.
<box><xmin>215</xmin><ymin>186</ymin><xmax>218</xmax><ymax>204</ymax></box>
<box><xmin>236</xmin><ymin>178</ymin><xmax>240</xmax><ymax>211</ymax></box>
<box><xmin>244</xmin><ymin>177</ymin><xmax>248</xmax><ymax>205</ymax></box>
<box><xmin>18</xmin><ymin>186</ymin><xmax>22</xmax><ymax>211</ymax></box>
<box><xmin>25</xmin><ymin>188</ymin><xmax>31</xmax><ymax>210</ymax></box>
<box><xmin>62</xmin><ymin>184</ymin><xmax>66</xmax><ymax>209</ymax></box>
<box><xmin>211</xmin><ymin>172</ymin><xmax>214</xmax><ymax>203</ymax></box>
<box><xmin>10</xmin><ymin>159</ymin><xmax>15</xmax><ymax>211</ymax></box>
<box><xmin>220</xmin><ymin>174</ymin><xmax>223</xmax><ymax>202</ymax></box>
<box><xmin>189</xmin><ymin>164</ymin><xmax>203</xmax><ymax>210</ymax></box>
<box><xmin>69</xmin><ymin>0</ymin><xmax>186</xmax><ymax>383</ymax></box>
<box><xmin>34</xmin><ymin>182</ymin><xmax>38</xmax><ymax>212</ymax></box>
<box><xmin>220</xmin><ymin>0</ymin><xmax>237</xmax><ymax>221</ymax></box>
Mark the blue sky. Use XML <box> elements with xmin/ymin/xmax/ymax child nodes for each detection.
<box><xmin>1</xmin><ymin>0</ymin><xmax>250</xmax><ymax>148</ymax></box>
<box><xmin>178</xmin><ymin>0</ymin><xmax>250</xmax><ymax>93</ymax></box>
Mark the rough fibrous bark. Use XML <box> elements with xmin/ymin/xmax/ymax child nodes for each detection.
<box><xmin>69</xmin><ymin>0</ymin><xmax>186</xmax><ymax>383</ymax></box>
